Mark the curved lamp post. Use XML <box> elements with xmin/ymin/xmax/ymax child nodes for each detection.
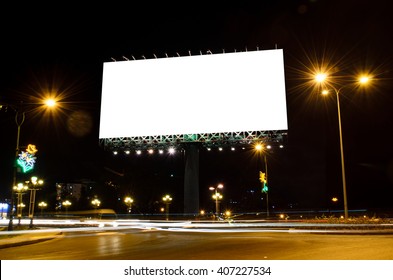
<box><xmin>3</xmin><ymin>98</ymin><xmax>57</xmax><ymax>231</ymax></box>
<box><xmin>315</xmin><ymin>73</ymin><xmax>371</xmax><ymax>219</ymax></box>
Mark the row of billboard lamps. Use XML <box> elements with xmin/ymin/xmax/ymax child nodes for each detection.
<box><xmin>113</xmin><ymin>145</ymin><xmax>284</xmax><ymax>155</ymax></box>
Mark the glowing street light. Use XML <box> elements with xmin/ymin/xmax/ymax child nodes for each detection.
<box><xmin>26</xmin><ymin>176</ymin><xmax>44</xmax><ymax>228</ymax></box>
<box><xmin>314</xmin><ymin>72</ymin><xmax>371</xmax><ymax>219</ymax></box>
<box><xmin>162</xmin><ymin>194</ymin><xmax>172</xmax><ymax>220</ymax></box>
<box><xmin>13</xmin><ymin>183</ymin><xmax>28</xmax><ymax>225</ymax></box>
<box><xmin>124</xmin><ymin>196</ymin><xmax>134</xmax><ymax>213</ymax></box>
<box><xmin>209</xmin><ymin>184</ymin><xmax>223</xmax><ymax>218</ymax></box>
<box><xmin>91</xmin><ymin>198</ymin><xmax>101</xmax><ymax>209</ymax></box>
<box><xmin>38</xmin><ymin>201</ymin><xmax>47</xmax><ymax>216</ymax></box>
<box><xmin>44</xmin><ymin>98</ymin><xmax>57</xmax><ymax>107</ymax></box>
<box><xmin>62</xmin><ymin>200</ymin><xmax>72</xmax><ymax>215</ymax></box>
<box><xmin>3</xmin><ymin>96</ymin><xmax>58</xmax><ymax>231</ymax></box>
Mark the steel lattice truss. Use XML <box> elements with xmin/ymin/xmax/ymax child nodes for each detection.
<box><xmin>99</xmin><ymin>130</ymin><xmax>287</xmax><ymax>151</ymax></box>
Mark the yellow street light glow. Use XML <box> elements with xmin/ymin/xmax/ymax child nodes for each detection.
<box><xmin>315</xmin><ymin>73</ymin><xmax>327</xmax><ymax>83</ymax></box>
<box><xmin>321</xmin><ymin>89</ymin><xmax>329</xmax><ymax>95</ymax></box>
<box><xmin>62</xmin><ymin>200</ymin><xmax>71</xmax><ymax>207</ymax></box>
<box><xmin>255</xmin><ymin>143</ymin><xmax>263</xmax><ymax>151</ymax></box>
<box><xmin>38</xmin><ymin>201</ymin><xmax>47</xmax><ymax>208</ymax></box>
<box><xmin>359</xmin><ymin>76</ymin><xmax>370</xmax><ymax>84</ymax></box>
<box><xmin>44</xmin><ymin>99</ymin><xmax>57</xmax><ymax>107</ymax></box>
<box><xmin>212</xmin><ymin>193</ymin><xmax>223</xmax><ymax>200</ymax></box>
<box><xmin>162</xmin><ymin>194</ymin><xmax>172</xmax><ymax>202</ymax></box>
<box><xmin>91</xmin><ymin>198</ymin><xmax>101</xmax><ymax>207</ymax></box>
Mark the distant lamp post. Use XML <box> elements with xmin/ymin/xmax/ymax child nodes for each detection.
<box><xmin>124</xmin><ymin>197</ymin><xmax>134</xmax><ymax>213</ymax></box>
<box><xmin>38</xmin><ymin>201</ymin><xmax>47</xmax><ymax>216</ymax></box>
<box><xmin>209</xmin><ymin>184</ymin><xmax>223</xmax><ymax>218</ymax></box>
<box><xmin>13</xmin><ymin>183</ymin><xmax>28</xmax><ymax>225</ymax></box>
<box><xmin>62</xmin><ymin>200</ymin><xmax>72</xmax><ymax>215</ymax></box>
<box><xmin>315</xmin><ymin>72</ymin><xmax>371</xmax><ymax>219</ymax></box>
<box><xmin>17</xmin><ymin>203</ymin><xmax>26</xmax><ymax>217</ymax></box>
<box><xmin>91</xmin><ymin>198</ymin><xmax>101</xmax><ymax>209</ymax></box>
<box><xmin>27</xmin><ymin>176</ymin><xmax>44</xmax><ymax>228</ymax></box>
<box><xmin>162</xmin><ymin>194</ymin><xmax>172</xmax><ymax>220</ymax></box>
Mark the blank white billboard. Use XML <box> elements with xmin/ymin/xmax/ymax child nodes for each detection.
<box><xmin>99</xmin><ymin>49</ymin><xmax>288</xmax><ymax>139</ymax></box>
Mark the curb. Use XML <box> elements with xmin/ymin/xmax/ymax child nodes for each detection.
<box><xmin>0</xmin><ymin>232</ymin><xmax>62</xmax><ymax>249</ymax></box>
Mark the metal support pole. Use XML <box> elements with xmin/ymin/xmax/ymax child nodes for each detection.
<box><xmin>264</xmin><ymin>154</ymin><xmax>269</xmax><ymax>217</ymax></box>
<box><xmin>29</xmin><ymin>189</ymin><xmax>37</xmax><ymax>228</ymax></box>
<box><xmin>8</xmin><ymin>111</ymin><xmax>25</xmax><ymax>231</ymax></box>
<box><xmin>165</xmin><ymin>203</ymin><xmax>170</xmax><ymax>221</ymax></box>
<box><xmin>184</xmin><ymin>144</ymin><xmax>199</xmax><ymax>214</ymax></box>
<box><xmin>215</xmin><ymin>191</ymin><xmax>219</xmax><ymax>217</ymax></box>
<box><xmin>336</xmin><ymin>90</ymin><xmax>348</xmax><ymax>219</ymax></box>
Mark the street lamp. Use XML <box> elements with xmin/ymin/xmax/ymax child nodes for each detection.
<box><xmin>315</xmin><ymin>73</ymin><xmax>371</xmax><ymax>219</ymax></box>
<box><xmin>26</xmin><ymin>176</ymin><xmax>44</xmax><ymax>228</ymax></box>
<box><xmin>91</xmin><ymin>198</ymin><xmax>101</xmax><ymax>209</ymax></box>
<box><xmin>91</xmin><ymin>198</ymin><xmax>101</xmax><ymax>219</ymax></box>
<box><xmin>62</xmin><ymin>200</ymin><xmax>72</xmax><ymax>215</ymax></box>
<box><xmin>13</xmin><ymin>183</ymin><xmax>28</xmax><ymax>225</ymax></box>
<box><xmin>162</xmin><ymin>194</ymin><xmax>172</xmax><ymax>220</ymax></box>
<box><xmin>209</xmin><ymin>184</ymin><xmax>223</xmax><ymax>218</ymax></box>
<box><xmin>2</xmin><ymin>98</ymin><xmax>57</xmax><ymax>231</ymax></box>
<box><xmin>38</xmin><ymin>201</ymin><xmax>47</xmax><ymax>216</ymax></box>
<box><xmin>124</xmin><ymin>196</ymin><xmax>134</xmax><ymax>213</ymax></box>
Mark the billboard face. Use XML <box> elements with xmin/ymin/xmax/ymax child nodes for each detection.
<box><xmin>99</xmin><ymin>49</ymin><xmax>287</xmax><ymax>139</ymax></box>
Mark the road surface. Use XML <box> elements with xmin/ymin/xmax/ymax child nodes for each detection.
<box><xmin>1</xmin><ymin>228</ymin><xmax>393</xmax><ymax>260</ymax></box>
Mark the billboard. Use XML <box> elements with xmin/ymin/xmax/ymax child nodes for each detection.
<box><xmin>99</xmin><ymin>49</ymin><xmax>287</xmax><ymax>139</ymax></box>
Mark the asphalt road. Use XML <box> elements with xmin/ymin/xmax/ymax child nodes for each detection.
<box><xmin>1</xmin><ymin>228</ymin><xmax>393</xmax><ymax>260</ymax></box>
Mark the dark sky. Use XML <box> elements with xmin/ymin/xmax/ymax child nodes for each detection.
<box><xmin>1</xmin><ymin>0</ymin><xmax>393</xmax><ymax>213</ymax></box>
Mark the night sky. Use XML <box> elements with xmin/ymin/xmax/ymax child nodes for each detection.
<box><xmin>1</xmin><ymin>0</ymin><xmax>393</xmax><ymax>214</ymax></box>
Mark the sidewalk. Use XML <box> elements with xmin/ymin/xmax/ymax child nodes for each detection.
<box><xmin>0</xmin><ymin>229</ymin><xmax>62</xmax><ymax>249</ymax></box>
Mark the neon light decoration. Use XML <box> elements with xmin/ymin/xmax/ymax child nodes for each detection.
<box><xmin>17</xmin><ymin>144</ymin><xmax>38</xmax><ymax>173</ymax></box>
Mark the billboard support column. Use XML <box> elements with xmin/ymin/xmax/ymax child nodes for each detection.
<box><xmin>183</xmin><ymin>143</ymin><xmax>199</xmax><ymax>215</ymax></box>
